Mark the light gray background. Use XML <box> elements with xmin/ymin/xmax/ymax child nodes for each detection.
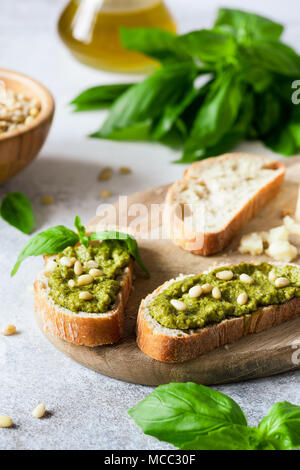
<box><xmin>0</xmin><ymin>0</ymin><xmax>300</xmax><ymax>450</ymax></box>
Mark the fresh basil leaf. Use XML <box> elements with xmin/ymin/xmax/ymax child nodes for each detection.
<box><xmin>246</xmin><ymin>41</ymin><xmax>300</xmax><ymax>77</ymax></box>
<box><xmin>92</xmin><ymin>63</ymin><xmax>197</xmax><ymax>139</ymax></box>
<box><xmin>175</xmin><ymin>92</ymin><xmax>254</xmax><ymax>163</ymax></box>
<box><xmin>263</xmin><ymin>123</ymin><xmax>297</xmax><ymax>156</ymax></box>
<box><xmin>177</xmin><ymin>29</ymin><xmax>236</xmax><ymax>63</ymax></box>
<box><xmin>11</xmin><ymin>226</ymin><xmax>79</xmax><ymax>277</ymax></box>
<box><xmin>182</xmin><ymin>69</ymin><xmax>243</xmax><ymax>161</ymax></box>
<box><xmin>0</xmin><ymin>192</ymin><xmax>34</xmax><ymax>235</ymax></box>
<box><xmin>253</xmin><ymin>91</ymin><xmax>281</xmax><ymax>136</ymax></box>
<box><xmin>74</xmin><ymin>215</ymin><xmax>89</xmax><ymax>248</ymax></box>
<box><xmin>91</xmin><ymin>120</ymin><xmax>152</xmax><ymax>141</ymax></box>
<box><xmin>71</xmin><ymin>84</ymin><xmax>133</xmax><ymax>111</ymax></box>
<box><xmin>120</xmin><ymin>27</ymin><xmax>190</xmax><ymax>64</ymax></box>
<box><xmin>151</xmin><ymin>85</ymin><xmax>198</xmax><ymax>140</ymax></box>
<box><xmin>89</xmin><ymin>231</ymin><xmax>149</xmax><ymax>277</ymax></box>
<box><xmin>180</xmin><ymin>425</ymin><xmax>261</xmax><ymax>450</ymax></box>
<box><xmin>258</xmin><ymin>401</ymin><xmax>300</xmax><ymax>450</ymax></box>
<box><xmin>215</xmin><ymin>8</ymin><xmax>284</xmax><ymax>42</ymax></box>
<box><xmin>128</xmin><ymin>383</ymin><xmax>247</xmax><ymax>449</ymax></box>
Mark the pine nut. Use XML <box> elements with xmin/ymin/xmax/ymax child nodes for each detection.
<box><xmin>170</xmin><ymin>299</ymin><xmax>187</xmax><ymax>311</ymax></box>
<box><xmin>0</xmin><ymin>416</ymin><xmax>13</xmax><ymax>428</ymax></box>
<box><xmin>98</xmin><ymin>167</ymin><xmax>112</xmax><ymax>181</ymax></box>
<box><xmin>120</xmin><ymin>166</ymin><xmax>132</xmax><ymax>175</ymax></box>
<box><xmin>32</xmin><ymin>403</ymin><xmax>46</xmax><ymax>419</ymax></box>
<box><xmin>237</xmin><ymin>293</ymin><xmax>248</xmax><ymax>305</ymax></box>
<box><xmin>60</xmin><ymin>256</ymin><xmax>72</xmax><ymax>267</ymax></box>
<box><xmin>212</xmin><ymin>287</ymin><xmax>222</xmax><ymax>299</ymax></box>
<box><xmin>202</xmin><ymin>283</ymin><xmax>213</xmax><ymax>294</ymax></box>
<box><xmin>70</xmin><ymin>257</ymin><xmax>77</xmax><ymax>266</ymax></box>
<box><xmin>45</xmin><ymin>259</ymin><xmax>57</xmax><ymax>272</ymax></box>
<box><xmin>41</xmin><ymin>195</ymin><xmax>54</xmax><ymax>205</ymax></box>
<box><xmin>216</xmin><ymin>270</ymin><xmax>233</xmax><ymax>280</ymax></box>
<box><xmin>275</xmin><ymin>277</ymin><xmax>290</xmax><ymax>288</ymax></box>
<box><xmin>240</xmin><ymin>273</ymin><xmax>253</xmax><ymax>284</ymax></box>
<box><xmin>189</xmin><ymin>285</ymin><xmax>202</xmax><ymax>298</ymax></box>
<box><xmin>85</xmin><ymin>260</ymin><xmax>98</xmax><ymax>269</ymax></box>
<box><xmin>78</xmin><ymin>274</ymin><xmax>94</xmax><ymax>286</ymax></box>
<box><xmin>99</xmin><ymin>189</ymin><xmax>112</xmax><ymax>198</ymax></box>
<box><xmin>89</xmin><ymin>268</ymin><xmax>103</xmax><ymax>278</ymax></box>
<box><xmin>68</xmin><ymin>279</ymin><xmax>75</xmax><ymax>288</ymax></box>
<box><xmin>1</xmin><ymin>325</ymin><xmax>16</xmax><ymax>336</ymax></box>
<box><xmin>74</xmin><ymin>261</ymin><xmax>83</xmax><ymax>276</ymax></box>
<box><xmin>269</xmin><ymin>270</ymin><xmax>277</xmax><ymax>282</ymax></box>
<box><xmin>79</xmin><ymin>291</ymin><xmax>93</xmax><ymax>300</ymax></box>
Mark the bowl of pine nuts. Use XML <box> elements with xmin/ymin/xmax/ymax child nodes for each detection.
<box><xmin>0</xmin><ymin>69</ymin><xmax>55</xmax><ymax>183</ymax></box>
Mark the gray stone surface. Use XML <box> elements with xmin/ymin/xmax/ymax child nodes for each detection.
<box><xmin>0</xmin><ymin>0</ymin><xmax>300</xmax><ymax>450</ymax></box>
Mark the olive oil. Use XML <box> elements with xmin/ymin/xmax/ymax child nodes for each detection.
<box><xmin>58</xmin><ymin>0</ymin><xmax>176</xmax><ymax>72</ymax></box>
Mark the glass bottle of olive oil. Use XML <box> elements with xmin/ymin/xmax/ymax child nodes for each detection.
<box><xmin>58</xmin><ymin>0</ymin><xmax>176</xmax><ymax>73</ymax></box>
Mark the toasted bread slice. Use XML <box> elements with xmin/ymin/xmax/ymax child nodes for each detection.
<box><xmin>34</xmin><ymin>256</ymin><xmax>134</xmax><ymax>347</ymax></box>
<box><xmin>137</xmin><ymin>264</ymin><xmax>300</xmax><ymax>363</ymax></box>
<box><xmin>165</xmin><ymin>153</ymin><xmax>286</xmax><ymax>255</ymax></box>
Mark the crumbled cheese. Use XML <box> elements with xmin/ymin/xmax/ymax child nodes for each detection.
<box><xmin>267</xmin><ymin>226</ymin><xmax>289</xmax><ymax>243</ymax></box>
<box><xmin>265</xmin><ymin>240</ymin><xmax>298</xmax><ymax>262</ymax></box>
<box><xmin>238</xmin><ymin>232</ymin><xmax>264</xmax><ymax>256</ymax></box>
<box><xmin>284</xmin><ymin>216</ymin><xmax>300</xmax><ymax>236</ymax></box>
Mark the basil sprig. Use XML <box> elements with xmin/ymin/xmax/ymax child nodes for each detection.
<box><xmin>11</xmin><ymin>216</ymin><xmax>149</xmax><ymax>277</ymax></box>
<box><xmin>89</xmin><ymin>230</ymin><xmax>150</xmax><ymax>277</ymax></box>
<box><xmin>0</xmin><ymin>192</ymin><xmax>34</xmax><ymax>235</ymax></box>
<box><xmin>128</xmin><ymin>382</ymin><xmax>300</xmax><ymax>450</ymax></box>
<box><xmin>72</xmin><ymin>8</ymin><xmax>300</xmax><ymax>160</ymax></box>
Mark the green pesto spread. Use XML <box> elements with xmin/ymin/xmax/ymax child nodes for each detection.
<box><xmin>149</xmin><ymin>263</ymin><xmax>300</xmax><ymax>330</ymax></box>
<box><xmin>48</xmin><ymin>240</ymin><xmax>130</xmax><ymax>314</ymax></box>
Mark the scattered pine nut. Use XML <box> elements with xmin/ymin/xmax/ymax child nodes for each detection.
<box><xmin>32</xmin><ymin>403</ymin><xmax>46</xmax><ymax>419</ymax></box>
<box><xmin>0</xmin><ymin>416</ymin><xmax>13</xmax><ymax>428</ymax></box>
<box><xmin>77</xmin><ymin>274</ymin><xmax>94</xmax><ymax>286</ymax></box>
<box><xmin>120</xmin><ymin>166</ymin><xmax>132</xmax><ymax>175</ymax></box>
<box><xmin>89</xmin><ymin>268</ymin><xmax>103</xmax><ymax>278</ymax></box>
<box><xmin>269</xmin><ymin>270</ymin><xmax>277</xmax><ymax>282</ymax></box>
<box><xmin>170</xmin><ymin>299</ymin><xmax>187</xmax><ymax>311</ymax></box>
<box><xmin>41</xmin><ymin>195</ymin><xmax>54</xmax><ymax>205</ymax></box>
<box><xmin>188</xmin><ymin>285</ymin><xmax>202</xmax><ymax>298</ymax></box>
<box><xmin>98</xmin><ymin>167</ymin><xmax>112</xmax><ymax>181</ymax></box>
<box><xmin>85</xmin><ymin>260</ymin><xmax>98</xmax><ymax>269</ymax></box>
<box><xmin>74</xmin><ymin>261</ymin><xmax>83</xmax><ymax>276</ymax></box>
<box><xmin>1</xmin><ymin>325</ymin><xmax>16</xmax><ymax>336</ymax></box>
<box><xmin>216</xmin><ymin>270</ymin><xmax>233</xmax><ymax>280</ymax></box>
<box><xmin>99</xmin><ymin>189</ymin><xmax>112</xmax><ymax>198</ymax></box>
<box><xmin>240</xmin><ymin>273</ymin><xmax>254</xmax><ymax>284</ymax></box>
<box><xmin>60</xmin><ymin>256</ymin><xmax>73</xmax><ymax>267</ymax></box>
<box><xmin>212</xmin><ymin>287</ymin><xmax>222</xmax><ymax>299</ymax></box>
<box><xmin>275</xmin><ymin>277</ymin><xmax>290</xmax><ymax>288</ymax></box>
<box><xmin>237</xmin><ymin>292</ymin><xmax>248</xmax><ymax>305</ymax></box>
<box><xmin>202</xmin><ymin>283</ymin><xmax>213</xmax><ymax>294</ymax></box>
<box><xmin>79</xmin><ymin>291</ymin><xmax>93</xmax><ymax>300</ymax></box>
<box><xmin>68</xmin><ymin>279</ymin><xmax>76</xmax><ymax>288</ymax></box>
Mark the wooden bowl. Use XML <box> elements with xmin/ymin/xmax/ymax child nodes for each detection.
<box><xmin>0</xmin><ymin>69</ymin><xmax>55</xmax><ymax>183</ymax></box>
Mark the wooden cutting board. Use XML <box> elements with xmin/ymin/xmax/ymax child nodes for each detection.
<box><xmin>36</xmin><ymin>157</ymin><xmax>300</xmax><ymax>385</ymax></box>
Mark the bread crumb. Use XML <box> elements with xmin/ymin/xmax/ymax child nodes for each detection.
<box><xmin>98</xmin><ymin>167</ymin><xmax>112</xmax><ymax>181</ymax></box>
<box><xmin>41</xmin><ymin>195</ymin><xmax>54</xmax><ymax>205</ymax></box>
<box><xmin>120</xmin><ymin>166</ymin><xmax>132</xmax><ymax>175</ymax></box>
<box><xmin>99</xmin><ymin>189</ymin><xmax>112</xmax><ymax>198</ymax></box>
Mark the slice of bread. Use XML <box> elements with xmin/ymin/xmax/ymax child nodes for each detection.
<box><xmin>137</xmin><ymin>264</ymin><xmax>300</xmax><ymax>363</ymax></box>
<box><xmin>34</xmin><ymin>256</ymin><xmax>134</xmax><ymax>347</ymax></box>
<box><xmin>165</xmin><ymin>153</ymin><xmax>286</xmax><ymax>255</ymax></box>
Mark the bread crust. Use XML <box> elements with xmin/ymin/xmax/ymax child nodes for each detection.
<box><xmin>34</xmin><ymin>258</ymin><xmax>134</xmax><ymax>347</ymax></box>
<box><xmin>137</xmin><ymin>266</ymin><xmax>300</xmax><ymax>363</ymax></box>
<box><xmin>165</xmin><ymin>153</ymin><xmax>286</xmax><ymax>256</ymax></box>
